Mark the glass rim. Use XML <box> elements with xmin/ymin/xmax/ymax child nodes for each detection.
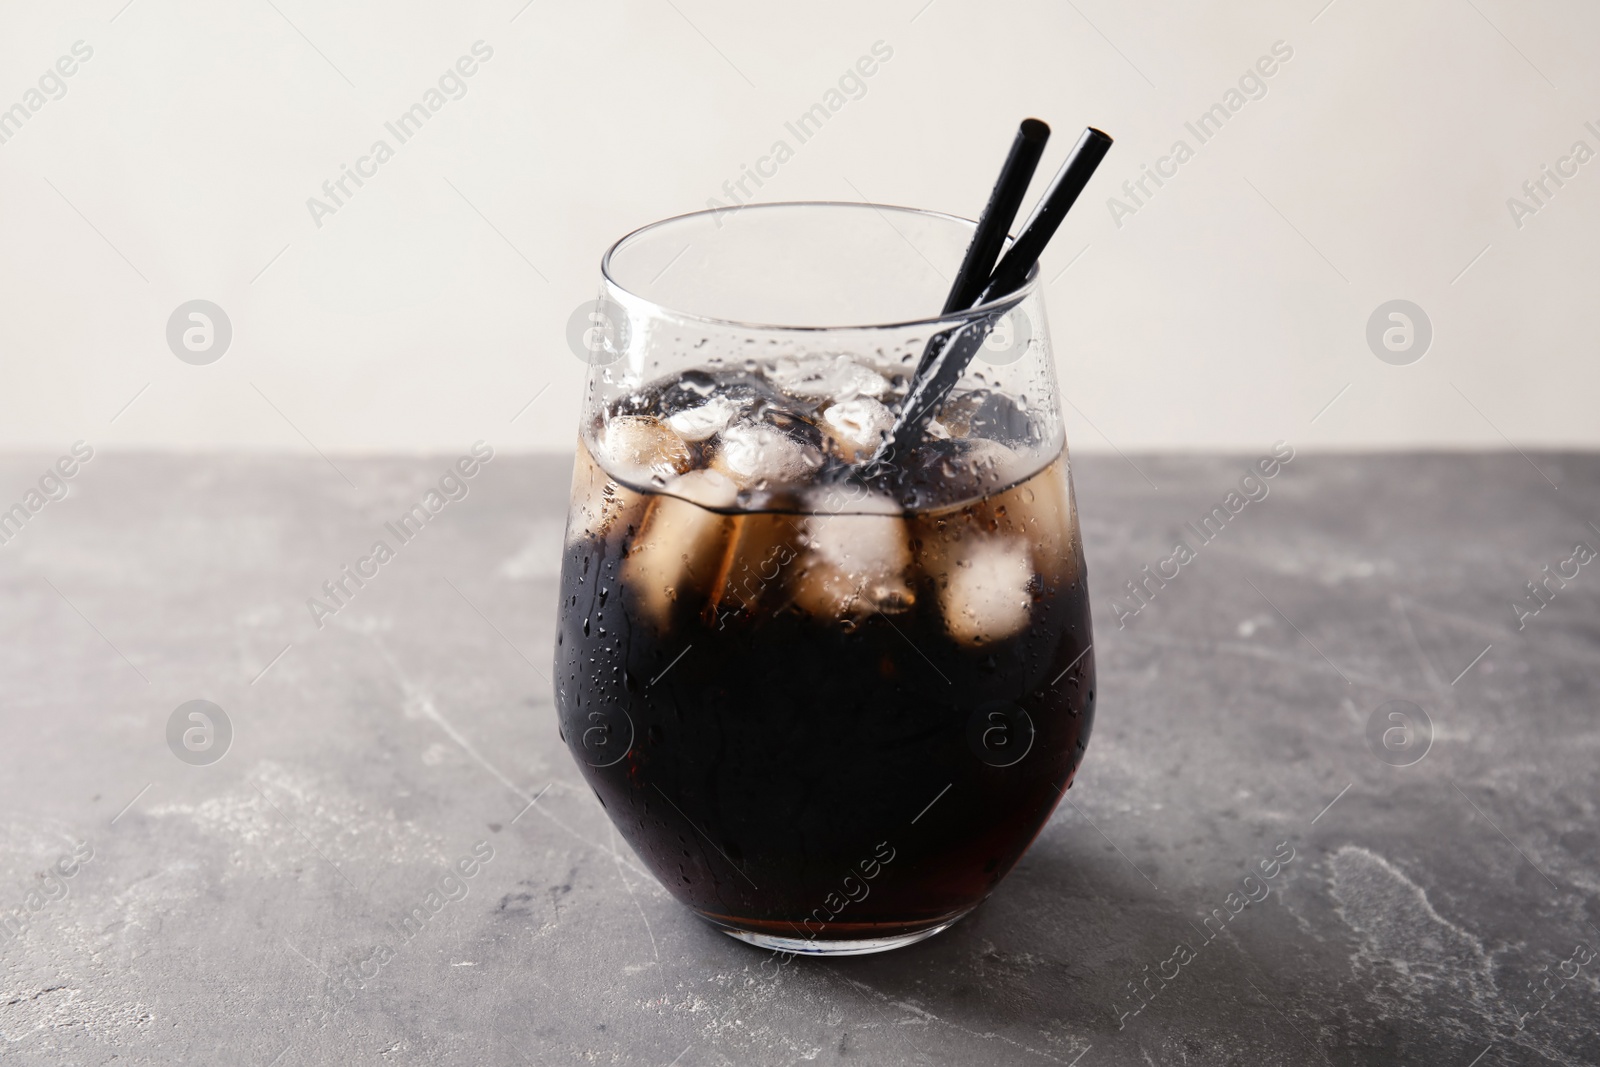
<box><xmin>599</xmin><ymin>200</ymin><xmax>1040</xmax><ymax>333</ymax></box>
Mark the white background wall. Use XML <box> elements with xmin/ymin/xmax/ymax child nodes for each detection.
<box><xmin>1</xmin><ymin>0</ymin><xmax>1596</xmax><ymax>456</ymax></box>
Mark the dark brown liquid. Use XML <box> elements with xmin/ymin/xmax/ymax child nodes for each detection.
<box><xmin>555</xmin><ymin>442</ymin><xmax>1095</xmax><ymax>942</ymax></box>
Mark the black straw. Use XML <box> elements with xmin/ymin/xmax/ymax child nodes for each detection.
<box><xmin>876</xmin><ymin>126</ymin><xmax>1114</xmax><ymax>463</ymax></box>
<box><xmin>941</xmin><ymin>119</ymin><xmax>1050</xmax><ymax>315</ymax></box>
<box><xmin>976</xmin><ymin>127</ymin><xmax>1113</xmax><ymax>304</ymax></box>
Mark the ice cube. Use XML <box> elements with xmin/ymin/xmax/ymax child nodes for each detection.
<box><xmin>791</xmin><ymin>498</ymin><xmax>913</xmax><ymax>619</ymax></box>
<box><xmin>598</xmin><ymin>415</ymin><xmax>692</xmax><ymax>486</ymax></box>
<box><xmin>1007</xmin><ymin>458</ymin><xmax>1079</xmax><ymax>584</ymax></box>
<box><xmin>910</xmin><ymin>454</ymin><xmax>1078</xmax><ymax>605</ymax></box>
<box><xmin>934</xmin><ymin>537</ymin><xmax>1033</xmax><ymax>646</ymax></box>
<box><xmin>806</xmin><ymin>482</ymin><xmax>902</xmax><ymax>516</ymax></box>
<box><xmin>711</xmin><ymin>422</ymin><xmax>823</xmax><ymax>488</ymax></box>
<box><xmin>621</xmin><ymin>469</ymin><xmax>736</xmax><ymax>627</ymax></box>
<box><xmin>567</xmin><ymin>440</ymin><xmax>648</xmax><ymax>546</ymax></box>
<box><xmin>706</xmin><ymin>512</ymin><xmax>807</xmax><ymax>616</ymax></box>
<box><xmin>936</xmin><ymin>390</ymin><xmax>1033</xmax><ymax>444</ymax></box>
<box><xmin>665</xmin><ymin>466</ymin><xmax>738</xmax><ymax>510</ymax></box>
<box><xmin>769</xmin><ymin>354</ymin><xmax>889</xmax><ymax>401</ymax></box>
<box><xmin>820</xmin><ymin>397</ymin><xmax>894</xmax><ymax>461</ymax></box>
<box><xmin>666</xmin><ymin>396</ymin><xmax>740</xmax><ymax>442</ymax></box>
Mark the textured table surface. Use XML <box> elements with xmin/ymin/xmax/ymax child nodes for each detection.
<box><xmin>2</xmin><ymin>450</ymin><xmax>1597</xmax><ymax>1067</ymax></box>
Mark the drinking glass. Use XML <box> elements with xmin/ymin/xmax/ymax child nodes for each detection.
<box><xmin>555</xmin><ymin>202</ymin><xmax>1095</xmax><ymax>955</ymax></box>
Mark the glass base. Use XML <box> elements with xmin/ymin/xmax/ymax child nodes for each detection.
<box><xmin>699</xmin><ymin>906</ymin><xmax>976</xmax><ymax>956</ymax></box>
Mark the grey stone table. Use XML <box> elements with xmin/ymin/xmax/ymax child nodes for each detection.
<box><xmin>2</xmin><ymin>450</ymin><xmax>1598</xmax><ymax>1067</ymax></box>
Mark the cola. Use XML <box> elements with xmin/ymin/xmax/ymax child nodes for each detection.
<box><xmin>554</xmin><ymin>366</ymin><xmax>1095</xmax><ymax>946</ymax></box>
